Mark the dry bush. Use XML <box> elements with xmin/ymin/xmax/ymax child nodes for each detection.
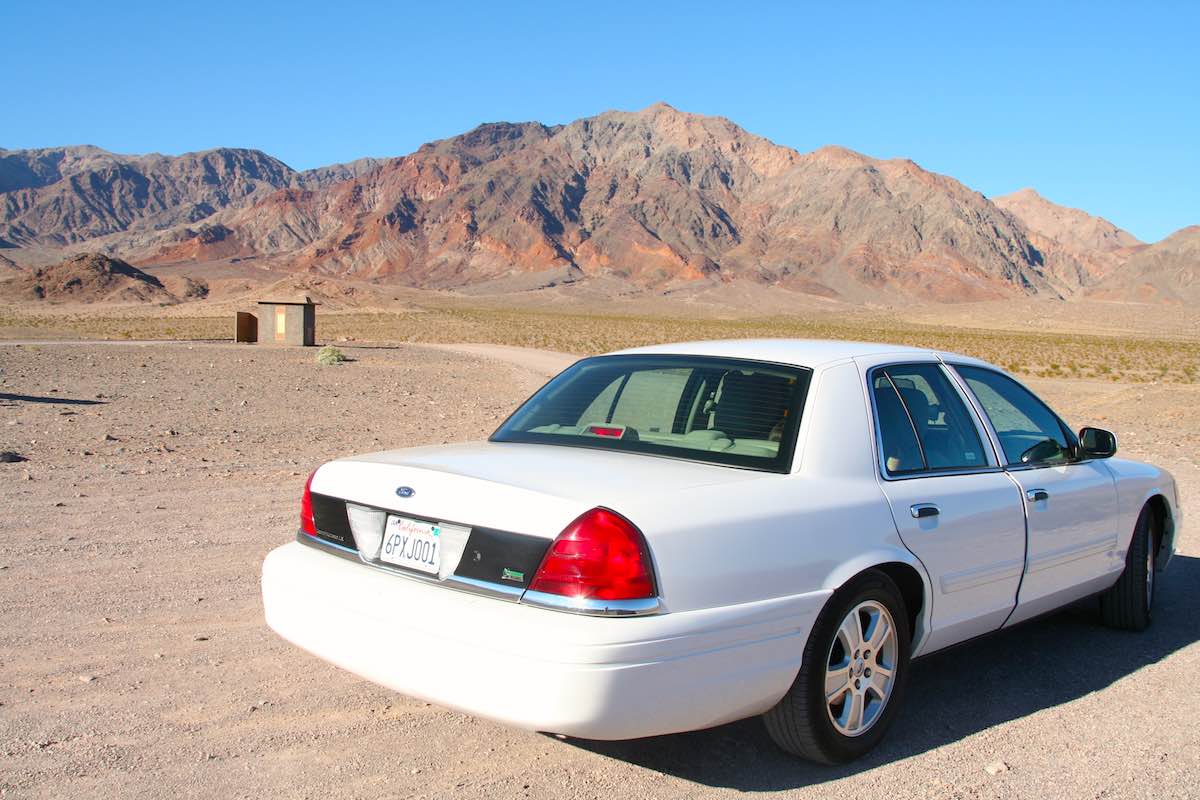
<box><xmin>316</xmin><ymin>345</ymin><xmax>347</xmax><ymax>365</ymax></box>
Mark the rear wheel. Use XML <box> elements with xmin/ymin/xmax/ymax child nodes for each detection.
<box><xmin>763</xmin><ymin>570</ymin><xmax>911</xmax><ymax>763</ymax></box>
<box><xmin>1099</xmin><ymin>504</ymin><xmax>1156</xmax><ymax>631</ymax></box>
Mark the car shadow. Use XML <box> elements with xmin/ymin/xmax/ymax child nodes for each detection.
<box><xmin>567</xmin><ymin>553</ymin><xmax>1200</xmax><ymax>791</ymax></box>
<box><xmin>0</xmin><ymin>392</ymin><xmax>106</xmax><ymax>406</ymax></box>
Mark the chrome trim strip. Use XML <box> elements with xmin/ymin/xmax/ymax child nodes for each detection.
<box><xmin>520</xmin><ymin>590</ymin><xmax>663</xmax><ymax>617</ymax></box>
<box><xmin>1026</xmin><ymin>534</ymin><xmax>1119</xmax><ymax>574</ymax></box>
<box><xmin>1004</xmin><ymin>461</ymin><xmax>1083</xmax><ymax>473</ymax></box>
<box><xmin>297</xmin><ymin>530</ymin><xmax>360</xmax><ymax>558</ymax></box>
<box><xmin>296</xmin><ymin>531</ymin><xmax>524</xmax><ymax>602</ymax></box>
<box><xmin>444</xmin><ymin>574</ymin><xmax>526</xmax><ymax>601</ymax></box>
<box><xmin>940</xmin><ymin>557</ymin><xmax>1025</xmax><ymax>594</ymax></box>
<box><xmin>880</xmin><ymin>465</ymin><xmax>1005</xmax><ymax>482</ymax></box>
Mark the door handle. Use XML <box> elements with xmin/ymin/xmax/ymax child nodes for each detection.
<box><xmin>910</xmin><ymin>503</ymin><xmax>940</xmax><ymax>519</ymax></box>
<box><xmin>1026</xmin><ymin>488</ymin><xmax>1049</xmax><ymax>502</ymax></box>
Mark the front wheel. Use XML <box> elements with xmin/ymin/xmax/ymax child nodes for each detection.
<box><xmin>763</xmin><ymin>570</ymin><xmax>911</xmax><ymax>763</ymax></box>
<box><xmin>1099</xmin><ymin>504</ymin><xmax>1156</xmax><ymax>631</ymax></box>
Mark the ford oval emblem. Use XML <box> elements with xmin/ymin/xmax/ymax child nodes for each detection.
<box><xmin>395</xmin><ymin>486</ymin><xmax>415</xmax><ymax>498</ymax></box>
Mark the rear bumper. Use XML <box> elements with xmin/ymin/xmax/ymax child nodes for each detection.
<box><xmin>262</xmin><ymin>541</ymin><xmax>829</xmax><ymax>740</ymax></box>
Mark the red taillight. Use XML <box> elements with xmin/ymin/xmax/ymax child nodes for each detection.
<box><xmin>300</xmin><ymin>470</ymin><xmax>317</xmax><ymax>536</ymax></box>
<box><xmin>529</xmin><ymin>508</ymin><xmax>655</xmax><ymax>601</ymax></box>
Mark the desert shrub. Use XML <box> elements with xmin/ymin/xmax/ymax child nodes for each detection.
<box><xmin>316</xmin><ymin>345</ymin><xmax>347</xmax><ymax>365</ymax></box>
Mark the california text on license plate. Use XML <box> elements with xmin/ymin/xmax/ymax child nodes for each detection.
<box><xmin>380</xmin><ymin>515</ymin><xmax>441</xmax><ymax>575</ymax></box>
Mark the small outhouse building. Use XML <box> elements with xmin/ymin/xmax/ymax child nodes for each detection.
<box><xmin>256</xmin><ymin>296</ymin><xmax>317</xmax><ymax>346</ymax></box>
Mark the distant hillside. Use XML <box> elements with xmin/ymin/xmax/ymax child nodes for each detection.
<box><xmin>0</xmin><ymin>146</ymin><xmax>294</xmax><ymax>247</ymax></box>
<box><xmin>1</xmin><ymin>105</ymin><xmax>1195</xmax><ymax>304</ymax></box>
<box><xmin>0</xmin><ymin>146</ymin><xmax>380</xmax><ymax>250</ymax></box>
<box><xmin>292</xmin><ymin>157</ymin><xmax>388</xmax><ymax>189</ymax></box>
<box><xmin>0</xmin><ymin>252</ymin><xmax>175</xmax><ymax>304</ymax></box>
<box><xmin>1091</xmin><ymin>226</ymin><xmax>1200</xmax><ymax>302</ymax></box>
<box><xmin>994</xmin><ymin>188</ymin><xmax>1144</xmax><ymax>285</ymax></box>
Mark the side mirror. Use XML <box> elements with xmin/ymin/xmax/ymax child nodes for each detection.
<box><xmin>1078</xmin><ymin>427</ymin><xmax>1117</xmax><ymax>459</ymax></box>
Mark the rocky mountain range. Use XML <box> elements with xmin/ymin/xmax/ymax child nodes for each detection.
<box><xmin>992</xmin><ymin>188</ymin><xmax>1145</xmax><ymax>287</ymax></box>
<box><xmin>1</xmin><ymin>104</ymin><xmax>1194</xmax><ymax>303</ymax></box>
<box><xmin>0</xmin><ymin>146</ymin><xmax>292</xmax><ymax>247</ymax></box>
<box><xmin>1088</xmin><ymin>225</ymin><xmax>1199</xmax><ymax>303</ymax></box>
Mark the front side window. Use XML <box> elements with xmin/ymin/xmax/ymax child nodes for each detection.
<box><xmin>492</xmin><ymin>355</ymin><xmax>811</xmax><ymax>472</ymax></box>
<box><xmin>954</xmin><ymin>366</ymin><xmax>1072</xmax><ymax>466</ymax></box>
<box><xmin>872</xmin><ymin>363</ymin><xmax>988</xmax><ymax>475</ymax></box>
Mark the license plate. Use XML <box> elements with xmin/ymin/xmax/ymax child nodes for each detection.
<box><xmin>379</xmin><ymin>515</ymin><xmax>441</xmax><ymax>575</ymax></box>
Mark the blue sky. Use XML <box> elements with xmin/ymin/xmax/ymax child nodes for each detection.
<box><xmin>2</xmin><ymin>1</ymin><xmax>1196</xmax><ymax>241</ymax></box>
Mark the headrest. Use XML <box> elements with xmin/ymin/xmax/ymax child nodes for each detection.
<box><xmin>897</xmin><ymin>387</ymin><xmax>932</xmax><ymax>429</ymax></box>
<box><xmin>715</xmin><ymin>372</ymin><xmax>788</xmax><ymax>440</ymax></box>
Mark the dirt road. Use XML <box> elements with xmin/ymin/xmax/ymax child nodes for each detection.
<box><xmin>1</xmin><ymin>341</ymin><xmax>1196</xmax><ymax>799</ymax></box>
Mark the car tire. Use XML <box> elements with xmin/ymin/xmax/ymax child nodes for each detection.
<box><xmin>1099</xmin><ymin>504</ymin><xmax>1156</xmax><ymax>631</ymax></box>
<box><xmin>763</xmin><ymin>570</ymin><xmax>911</xmax><ymax>764</ymax></box>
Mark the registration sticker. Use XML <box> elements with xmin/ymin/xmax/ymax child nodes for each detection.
<box><xmin>380</xmin><ymin>515</ymin><xmax>441</xmax><ymax>576</ymax></box>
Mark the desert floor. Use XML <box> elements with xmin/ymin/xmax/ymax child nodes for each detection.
<box><xmin>1</xmin><ymin>340</ymin><xmax>1197</xmax><ymax>799</ymax></box>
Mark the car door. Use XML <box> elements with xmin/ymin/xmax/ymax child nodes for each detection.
<box><xmin>863</xmin><ymin>360</ymin><xmax>1027</xmax><ymax>654</ymax></box>
<box><xmin>950</xmin><ymin>365</ymin><xmax>1121</xmax><ymax>626</ymax></box>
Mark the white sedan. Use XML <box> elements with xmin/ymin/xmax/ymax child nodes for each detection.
<box><xmin>262</xmin><ymin>339</ymin><xmax>1181</xmax><ymax>763</ymax></box>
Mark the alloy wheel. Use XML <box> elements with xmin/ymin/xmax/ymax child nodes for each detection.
<box><xmin>824</xmin><ymin>600</ymin><xmax>898</xmax><ymax>737</ymax></box>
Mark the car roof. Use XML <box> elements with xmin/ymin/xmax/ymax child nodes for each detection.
<box><xmin>610</xmin><ymin>338</ymin><xmax>987</xmax><ymax>369</ymax></box>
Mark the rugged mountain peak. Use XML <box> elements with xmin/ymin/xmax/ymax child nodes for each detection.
<box><xmin>417</xmin><ymin>121</ymin><xmax>556</xmax><ymax>166</ymax></box>
<box><xmin>1004</xmin><ymin>187</ymin><xmax>1042</xmax><ymax>201</ymax></box>
<box><xmin>640</xmin><ymin>101</ymin><xmax>680</xmax><ymax>112</ymax></box>
<box><xmin>1165</xmin><ymin>224</ymin><xmax>1200</xmax><ymax>240</ymax></box>
<box><xmin>802</xmin><ymin>145</ymin><xmax>874</xmax><ymax>168</ymax></box>
<box><xmin>994</xmin><ymin>187</ymin><xmax>1144</xmax><ymax>286</ymax></box>
<box><xmin>994</xmin><ymin>188</ymin><xmax>1141</xmax><ymax>250</ymax></box>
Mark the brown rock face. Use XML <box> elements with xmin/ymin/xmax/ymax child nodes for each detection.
<box><xmin>0</xmin><ymin>146</ymin><xmax>298</xmax><ymax>247</ymax></box>
<box><xmin>0</xmin><ymin>252</ymin><xmax>175</xmax><ymax>304</ymax></box>
<box><xmin>1090</xmin><ymin>225</ymin><xmax>1200</xmax><ymax>303</ymax></box>
<box><xmin>2</xmin><ymin>105</ymin><xmax>1193</xmax><ymax>303</ymax></box>
<box><xmin>0</xmin><ymin>145</ymin><xmax>374</xmax><ymax>250</ymax></box>
<box><xmin>180</xmin><ymin>104</ymin><xmax>1057</xmax><ymax>301</ymax></box>
<box><xmin>994</xmin><ymin>188</ymin><xmax>1144</xmax><ymax>287</ymax></box>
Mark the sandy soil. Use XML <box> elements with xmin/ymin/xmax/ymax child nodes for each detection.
<box><xmin>1</xmin><ymin>341</ymin><xmax>1197</xmax><ymax>799</ymax></box>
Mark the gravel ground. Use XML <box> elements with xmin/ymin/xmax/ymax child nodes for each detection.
<box><xmin>0</xmin><ymin>341</ymin><xmax>1196</xmax><ymax>799</ymax></box>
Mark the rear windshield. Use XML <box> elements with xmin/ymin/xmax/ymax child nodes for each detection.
<box><xmin>491</xmin><ymin>355</ymin><xmax>812</xmax><ymax>472</ymax></box>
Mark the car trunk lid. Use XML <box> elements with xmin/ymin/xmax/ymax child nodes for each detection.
<box><xmin>314</xmin><ymin>440</ymin><xmax>764</xmax><ymax>538</ymax></box>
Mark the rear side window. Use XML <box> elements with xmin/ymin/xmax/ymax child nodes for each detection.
<box><xmin>872</xmin><ymin>363</ymin><xmax>988</xmax><ymax>475</ymax></box>
<box><xmin>954</xmin><ymin>366</ymin><xmax>1072</xmax><ymax>466</ymax></box>
<box><xmin>492</xmin><ymin>355</ymin><xmax>811</xmax><ymax>472</ymax></box>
